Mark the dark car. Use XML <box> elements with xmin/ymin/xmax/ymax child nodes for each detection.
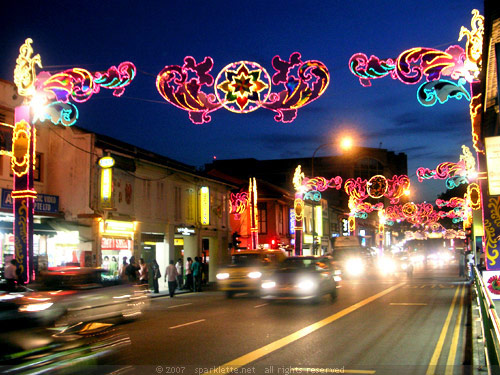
<box><xmin>330</xmin><ymin>246</ymin><xmax>374</xmax><ymax>278</ymax></box>
<box><xmin>260</xmin><ymin>256</ymin><xmax>338</xmax><ymax>303</ymax></box>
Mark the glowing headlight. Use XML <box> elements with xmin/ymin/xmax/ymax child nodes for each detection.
<box><xmin>378</xmin><ymin>258</ymin><xmax>396</xmax><ymax>273</ymax></box>
<box><xmin>261</xmin><ymin>281</ymin><xmax>276</xmax><ymax>289</ymax></box>
<box><xmin>18</xmin><ymin>302</ymin><xmax>53</xmax><ymax>312</ymax></box>
<box><xmin>297</xmin><ymin>279</ymin><xmax>316</xmax><ymax>291</ymax></box>
<box><xmin>345</xmin><ymin>258</ymin><xmax>364</xmax><ymax>276</ymax></box>
<box><xmin>216</xmin><ymin>272</ymin><xmax>230</xmax><ymax>280</ymax></box>
<box><xmin>401</xmin><ymin>263</ymin><xmax>408</xmax><ymax>270</ymax></box>
<box><xmin>248</xmin><ymin>271</ymin><xmax>262</xmax><ymax>279</ymax></box>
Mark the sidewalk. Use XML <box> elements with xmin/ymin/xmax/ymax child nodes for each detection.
<box><xmin>147</xmin><ymin>282</ymin><xmax>217</xmax><ymax>298</ymax></box>
<box><xmin>471</xmin><ymin>282</ymin><xmax>488</xmax><ymax>374</ymax></box>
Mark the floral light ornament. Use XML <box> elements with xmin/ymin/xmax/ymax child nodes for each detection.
<box><xmin>229</xmin><ymin>190</ymin><xmax>249</xmax><ymax>220</ymax></box>
<box><xmin>156</xmin><ymin>53</ymin><xmax>330</xmax><ymax>124</ymax></box>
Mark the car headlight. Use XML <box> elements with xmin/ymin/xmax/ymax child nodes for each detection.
<box><xmin>297</xmin><ymin>279</ymin><xmax>316</xmax><ymax>291</ymax></box>
<box><xmin>378</xmin><ymin>258</ymin><xmax>396</xmax><ymax>273</ymax></box>
<box><xmin>248</xmin><ymin>271</ymin><xmax>262</xmax><ymax>279</ymax></box>
<box><xmin>216</xmin><ymin>272</ymin><xmax>230</xmax><ymax>280</ymax></box>
<box><xmin>261</xmin><ymin>281</ymin><xmax>276</xmax><ymax>289</ymax></box>
<box><xmin>18</xmin><ymin>302</ymin><xmax>54</xmax><ymax>312</ymax></box>
<box><xmin>345</xmin><ymin>258</ymin><xmax>364</xmax><ymax>276</ymax></box>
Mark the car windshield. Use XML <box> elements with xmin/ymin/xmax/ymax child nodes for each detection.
<box><xmin>332</xmin><ymin>247</ymin><xmax>370</xmax><ymax>260</ymax></box>
<box><xmin>231</xmin><ymin>254</ymin><xmax>265</xmax><ymax>266</ymax></box>
<box><xmin>280</xmin><ymin>258</ymin><xmax>317</xmax><ymax>270</ymax></box>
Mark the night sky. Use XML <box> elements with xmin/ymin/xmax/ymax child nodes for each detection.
<box><xmin>0</xmin><ymin>0</ymin><xmax>483</xmax><ymax>202</ymax></box>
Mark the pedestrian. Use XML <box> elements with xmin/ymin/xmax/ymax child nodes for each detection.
<box><xmin>151</xmin><ymin>259</ymin><xmax>161</xmax><ymax>293</ymax></box>
<box><xmin>119</xmin><ymin>256</ymin><xmax>129</xmax><ymax>281</ymax></box>
<box><xmin>192</xmin><ymin>256</ymin><xmax>202</xmax><ymax>292</ymax></box>
<box><xmin>125</xmin><ymin>256</ymin><xmax>139</xmax><ymax>283</ymax></box>
<box><xmin>466</xmin><ymin>251</ymin><xmax>474</xmax><ymax>279</ymax></box>
<box><xmin>139</xmin><ymin>258</ymin><xmax>149</xmax><ymax>285</ymax></box>
<box><xmin>458</xmin><ymin>249</ymin><xmax>465</xmax><ymax>277</ymax></box>
<box><xmin>185</xmin><ymin>257</ymin><xmax>193</xmax><ymax>291</ymax></box>
<box><xmin>4</xmin><ymin>259</ymin><xmax>17</xmax><ymax>292</ymax></box>
<box><xmin>175</xmin><ymin>258</ymin><xmax>183</xmax><ymax>289</ymax></box>
<box><xmin>165</xmin><ymin>260</ymin><xmax>178</xmax><ymax>297</ymax></box>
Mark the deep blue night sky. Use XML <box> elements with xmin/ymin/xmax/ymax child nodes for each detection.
<box><xmin>0</xmin><ymin>0</ymin><xmax>483</xmax><ymax>202</ymax></box>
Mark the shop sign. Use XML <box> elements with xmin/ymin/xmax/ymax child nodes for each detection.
<box><xmin>289</xmin><ymin>209</ymin><xmax>295</xmax><ymax>235</ymax></box>
<box><xmin>2</xmin><ymin>188</ymin><xmax>59</xmax><ymax>214</ymax></box>
<box><xmin>176</xmin><ymin>226</ymin><xmax>195</xmax><ymax>236</ymax></box>
<box><xmin>485</xmin><ymin>136</ymin><xmax>500</xmax><ymax>196</ymax></box>
<box><xmin>101</xmin><ymin>237</ymin><xmax>131</xmax><ymax>250</ymax></box>
<box><xmin>174</xmin><ymin>238</ymin><xmax>184</xmax><ymax>246</ymax></box>
<box><xmin>101</xmin><ymin>220</ymin><xmax>135</xmax><ymax>236</ymax></box>
<box><xmin>200</xmin><ymin>186</ymin><xmax>210</xmax><ymax>225</ymax></box>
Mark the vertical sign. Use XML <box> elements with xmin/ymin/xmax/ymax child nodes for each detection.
<box><xmin>99</xmin><ymin>156</ymin><xmax>115</xmax><ymax>210</ymax></box>
<box><xmin>200</xmin><ymin>186</ymin><xmax>209</xmax><ymax>225</ymax></box>
<box><xmin>314</xmin><ymin>205</ymin><xmax>323</xmax><ymax>237</ymax></box>
<box><xmin>485</xmin><ymin>136</ymin><xmax>500</xmax><ymax>196</ymax></box>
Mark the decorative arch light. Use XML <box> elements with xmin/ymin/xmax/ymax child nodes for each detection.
<box><xmin>156</xmin><ymin>53</ymin><xmax>330</xmax><ymax>124</ymax></box>
<box><xmin>349</xmin><ymin>10</ymin><xmax>484</xmax><ymax>153</ymax></box>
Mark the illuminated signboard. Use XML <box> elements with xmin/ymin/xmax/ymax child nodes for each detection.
<box><xmin>289</xmin><ymin>208</ymin><xmax>296</xmax><ymax>235</ymax></box>
<box><xmin>485</xmin><ymin>136</ymin><xmax>500</xmax><ymax>196</ymax></box>
<box><xmin>176</xmin><ymin>227</ymin><xmax>195</xmax><ymax>236</ymax></box>
<box><xmin>100</xmin><ymin>219</ymin><xmax>136</xmax><ymax>236</ymax></box>
<box><xmin>314</xmin><ymin>205</ymin><xmax>323</xmax><ymax>237</ymax></box>
<box><xmin>200</xmin><ymin>186</ymin><xmax>210</xmax><ymax>225</ymax></box>
<box><xmin>341</xmin><ymin>218</ymin><xmax>350</xmax><ymax>236</ymax></box>
<box><xmin>99</xmin><ymin>156</ymin><xmax>115</xmax><ymax>209</ymax></box>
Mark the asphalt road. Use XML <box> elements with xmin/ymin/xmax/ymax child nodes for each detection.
<box><xmin>111</xmin><ymin>262</ymin><xmax>470</xmax><ymax>375</ymax></box>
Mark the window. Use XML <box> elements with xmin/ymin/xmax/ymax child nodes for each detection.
<box><xmin>258</xmin><ymin>202</ymin><xmax>267</xmax><ymax>234</ymax></box>
<box><xmin>354</xmin><ymin>158</ymin><xmax>384</xmax><ymax>180</ymax></box>
<box><xmin>174</xmin><ymin>186</ymin><xmax>181</xmax><ymax>221</ymax></box>
<box><xmin>278</xmin><ymin>205</ymin><xmax>284</xmax><ymax>235</ymax></box>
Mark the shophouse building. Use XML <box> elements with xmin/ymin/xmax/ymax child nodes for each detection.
<box><xmin>0</xmin><ymin>79</ymin><xmax>236</xmax><ymax>289</ymax></box>
<box><xmin>204</xmin><ymin>147</ymin><xmax>408</xmax><ymax>254</ymax></box>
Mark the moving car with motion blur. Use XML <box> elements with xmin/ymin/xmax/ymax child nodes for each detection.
<box><xmin>377</xmin><ymin>252</ymin><xmax>414</xmax><ymax>277</ymax></box>
<box><xmin>260</xmin><ymin>256</ymin><xmax>338</xmax><ymax>303</ymax></box>
<box><xmin>330</xmin><ymin>246</ymin><xmax>374</xmax><ymax>278</ymax></box>
<box><xmin>216</xmin><ymin>250</ymin><xmax>287</xmax><ymax>298</ymax></box>
<box><xmin>0</xmin><ymin>267</ymin><xmax>149</xmax><ymax>329</ymax></box>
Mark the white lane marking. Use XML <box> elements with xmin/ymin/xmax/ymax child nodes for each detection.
<box><xmin>167</xmin><ymin>303</ymin><xmax>193</xmax><ymax>309</ymax></box>
<box><xmin>254</xmin><ymin>303</ymin><xmax>268</xmax><ymax>308</ymax></box>
<box><xmin>169</xmin><ymin>319</ymin><xmax>205</xmax><ymax>329</ymax></box>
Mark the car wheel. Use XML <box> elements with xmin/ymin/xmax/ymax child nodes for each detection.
<box><xmin>330</xmin><ymin>288</ymin><xmax>337</xmax><ymax>301</ymax></box>
<box><xmin>225</xmin><ymin>291</ymin><xmax>234</xmax><ymax>298</ymax></box>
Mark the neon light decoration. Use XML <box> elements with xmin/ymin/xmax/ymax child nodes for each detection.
<box><xmin>14</xmin><ymin>38</ymin><xmax>41</xmax><ymax>97</ymax></box>
<box><xmin>230</xmin><ymin>190</ymin><xmax>249</xmax><ymax>219</ymax></box>
<box><xmin>11</xmin><ymin>120</ymin><xmax>32</xmax><ymax>177</ymax></box>
<box><xmin>32</xmin><ymin>62</ymin><xmax>136</xmax><ymax>126</ymax></box>
<box><xmin>416</xmin><ymin>145</ymin><xmax>476</xmax><ymax>189</ymax></box>
<box><xmin>156</xmin><ymin>53</ymin><xmax>330</xmax><ymax>124</ymax></box>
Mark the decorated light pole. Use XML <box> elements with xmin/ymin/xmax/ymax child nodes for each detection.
<box><xmin>11</xmin><ymin>38</ymin><xmax>136</xmax><ymax>283</ymax></box>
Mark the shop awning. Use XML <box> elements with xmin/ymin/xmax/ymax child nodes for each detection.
<box><xmin>0</xmin><ymin>221</ymin><xmax>58</xmax><ymax>236</ymax></box>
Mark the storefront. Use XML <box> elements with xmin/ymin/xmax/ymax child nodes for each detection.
<box><xmin>99</xmin><ymin>219</ymin><xmax>136</xmax><ymax>280</ymax></box>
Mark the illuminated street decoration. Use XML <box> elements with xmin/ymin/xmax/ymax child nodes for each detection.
<box><xmin>416</xmin><ymin>145</ymin><xmax>476</xmax><ymax>189</ymax></box>
<box><xmin>14</xmin><ymin>38</ymin><xmax>41</xmax><ymax>97</ymax></box>
<box><xmin>156</xmin><ymin>52</ymin><xmax>330</xmax><ymax>124</ymax></box>
<box><xmin>367</xmin><ymin>175</ymin><xmax>388</xmax><ymax>199</ymax></box>
<box><xmin>33</xmin><ymin>62</ymin><xmax>136</xmax><ymax>126</ymax></box>
<box><xmin>249</xmin><ymin>178</ymin><xmax>259</xmax><ymax>249</ymax></box>
<box><xmin>349</xmin><ymin>10</ymin><xmax>484</xmax><ymax>152</ymax></box>
<box><xmin>230</xmin><ymin>190</ymin><xmax>249</xmax><ymax>219</ymax></box>
<box><xmin>11</xmin><ymin>38</ymin><xmax>135</xmax><ymax>283</ymax></box>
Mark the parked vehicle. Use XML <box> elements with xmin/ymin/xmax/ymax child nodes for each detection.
<box><xmin>216</xmin><ymin>250</ymin><xmax>287</xmax><ymax>298</ymax></box>
<box><xmin>260</xmin><ymin>256</ymin><xmax>338</xmax><ymax>303</ymax></box>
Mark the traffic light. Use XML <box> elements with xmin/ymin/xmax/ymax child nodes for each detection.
<box><xmin>232</xmin><ymin>231</ymin><xmax>242</xmax><ymax>249</ymax></box>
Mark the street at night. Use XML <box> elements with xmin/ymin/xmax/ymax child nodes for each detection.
<box><xmin>111</xmin><ymin>263</ymin><xmax>469</xmax><ymax>375</ymax></box>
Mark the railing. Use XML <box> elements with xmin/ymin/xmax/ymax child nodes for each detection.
<box><xmin>474</xmin><ymin>266</ymin><xmax>500</xmax><ymax>374</ymax></box>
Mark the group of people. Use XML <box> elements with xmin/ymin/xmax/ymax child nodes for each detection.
<box><xmin>117</xmin><ymin>255</ymin><xmax>207</xmax><ymax>298</ymax></box>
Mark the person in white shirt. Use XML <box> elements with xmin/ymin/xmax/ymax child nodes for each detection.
<box><xmin>164</xmin><ymin>260</ymin><xmax>179</xmax><ymax>298</ymax></box>
<box><xmin>175</xmin><ymin>258</ymin><xmax>183</xmax><ymax>289</ymax></box>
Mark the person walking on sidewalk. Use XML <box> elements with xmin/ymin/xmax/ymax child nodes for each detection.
<box><xmin>192</xmin><ymin>257</ymin><xmax>202</xmax><ymax>292</ymax></box>
<box><xmin>175</xmin><ymin>258</ymin><xmax>183</xmax><ymax>289</ymax></box>
<box><xmin>165</xmin><ymin>260</ymin><xmax>178</xmax><ymax>298</ymax></box>
<box><xmin>151</xmin><ymin>259</ymin><xmax>161</xmax><ymax>294</ymax></box>
<box><xmin>185</xmin><ymin>257</ymin><xmax>193</xmax><ymax>291</ymax></box>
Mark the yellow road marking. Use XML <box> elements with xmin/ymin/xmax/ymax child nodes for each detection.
<box><xmin>390</xmin><ymin>303</ymin><xmax>427</xmax><ymax>306</ymax></box>
<box><xmin>167</xmin><ymin>303</ymin><xmax>193</xmax><ymax>309</ymax></box>
<box><xmin>425</xmin><ymin>285</ymin><xmax>462</xmax><ymax>375</ymax></box>
<box><xmin>291</xmin><ymin>368</ymin><xmax>375</xmax><ymax>374</ymax></box>
<box><xmin>202</xmin><ymin>282</ymin><xmax>405</xmax><ymax>375</ymax></box>
<box><xmin>445</xmin><ymin>285</ymin><xmax>466</xmax><ymax>374</ymax></box>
